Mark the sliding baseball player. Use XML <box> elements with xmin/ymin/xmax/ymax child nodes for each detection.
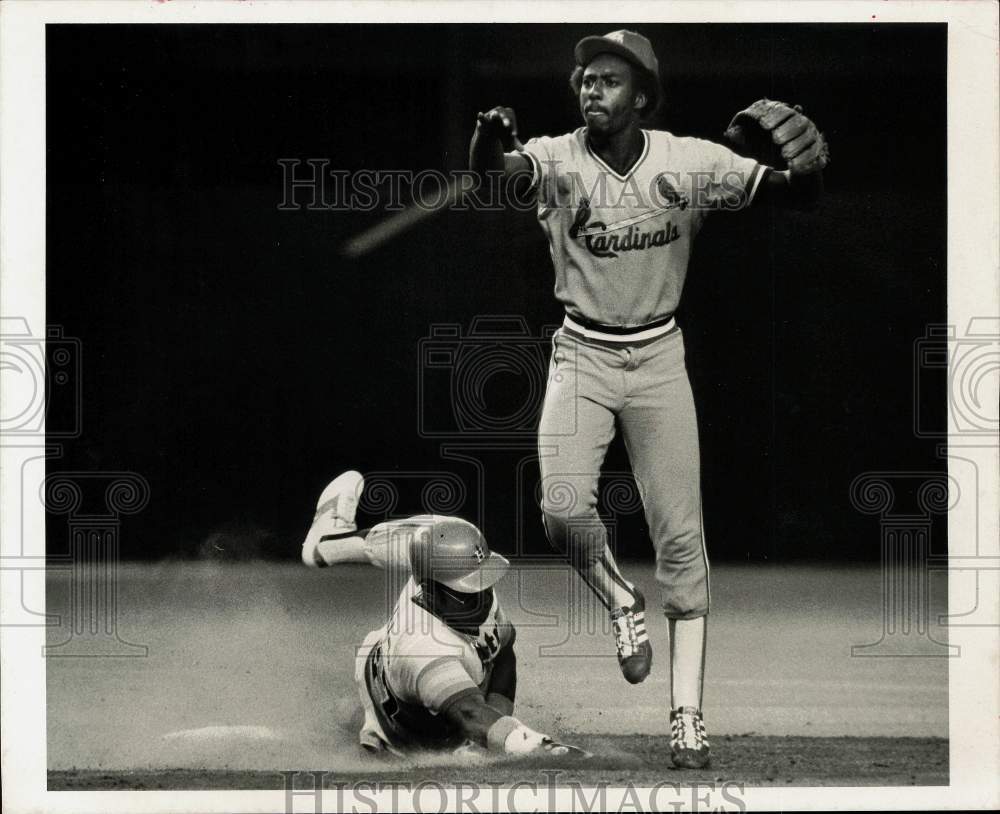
<box><xmin>301</xmin><ymin>470</ymin><xmax>586</xmax><ymax>759</ymax></box>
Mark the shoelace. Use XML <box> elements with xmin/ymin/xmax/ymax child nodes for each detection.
<box><xmin>611</xmin><ymin>606</ymin><xmax>646</xmax><ymax>657</ymax></box>
<box><xmin>671</xmin><ymin>712</ymin><xmax>708</xmax><ymax>749</ymax></box>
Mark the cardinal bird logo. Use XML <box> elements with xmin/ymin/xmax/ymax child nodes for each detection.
<box><xmin>569</xmin><ymin>196</ymin><xmax>592</xmax><ymax>239</ymax></box>
<box><xmin>656</xmin><ymin>174</ymin><xmax>689</xmax><ymax>210</ymax></box>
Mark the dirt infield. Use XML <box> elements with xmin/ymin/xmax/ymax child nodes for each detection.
<box><xmin>48</xmin><ymin>736</ymin><xmax>947</xmax><ymax>789</ymax></box>
<box><xmin>45</xmin><ymin>562</ymin><xmax>949</xmax><ymax>789</ymax></box>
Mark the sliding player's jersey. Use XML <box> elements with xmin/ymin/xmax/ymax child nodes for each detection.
<box><xmin>358</xmin><ymin>577</ymin><xmax>514</xmax><ymax>751</ymax></box>
<box><xmin>521</xmin><ymin>128</ymin><xmax>764</xmax><ymax>327</ymax></box>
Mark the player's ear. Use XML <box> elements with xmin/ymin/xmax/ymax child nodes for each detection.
<box><xmin>633</xmin><ymin>91</ymin><xmax>647</xmax><ymax>112</ymax></box>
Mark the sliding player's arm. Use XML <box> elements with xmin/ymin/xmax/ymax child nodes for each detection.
<box><xmin>483</xmin><ymin>608</ymin><xmax>517</xmax><ymax>715</ymax></box>
<box><xmin>484</xmin><ymin>638</ymin><xmax>517</xmax><ymax>716</ymax></box>
<box><xmin>419</xmin><ymin>655</ymin><xmax>575</xmax><ymax>755</ymax></box>
<box><xmin>442</xmin><ymin>689</ymin><xmax>564</xmax><ymax>755</ymax></box>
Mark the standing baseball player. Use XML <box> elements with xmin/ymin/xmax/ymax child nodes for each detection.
<box><xmin>301</xmin><ymin>470</ymin><xmax>586</xmax><ymax>759</ymax></box>
<box><xmin>469</xmin><ymin>30</ymin><xmax>827</xmax><ymax>768</ymax></box>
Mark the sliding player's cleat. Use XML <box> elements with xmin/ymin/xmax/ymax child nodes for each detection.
<box><xmin>610</xmin><ymin>587</ymin><xmax>652</xmax><ymax>684</ymax></box>
<box><xmin>301</xmin><ymin>470</ymin><xmax>365</xmax><ymax>566</ymax></box>
<box><xmin>670</xmin><ymin>706</ymin><xmax>711</xmax><ymax>769</ymax></box>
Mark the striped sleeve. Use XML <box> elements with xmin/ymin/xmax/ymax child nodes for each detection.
<box><xmin>413</xmin><ymin>657</ymin><xmax>480</xmax><ymax>714</ymax></box>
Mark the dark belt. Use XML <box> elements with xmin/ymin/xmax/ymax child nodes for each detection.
<box><xmin>567</xmin><ymin>312</ymin><xmax>675</xmax><ymax>335</ymax></box>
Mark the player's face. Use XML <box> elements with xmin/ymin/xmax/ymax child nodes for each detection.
<box><xmin>424</xmin><ymin>581</ymin><xmax>495</xmax><ymax>632</ymax></box>
<box><xmin>579</xmin><ymin>54</ymin><xmax>642</xmax><ymax>136</ymax></box>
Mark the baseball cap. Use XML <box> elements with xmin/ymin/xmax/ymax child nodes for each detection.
<box><xmin>574</xmin><ymin>29</ymin><xmax>661</xmax><ymax>81</ymax></box>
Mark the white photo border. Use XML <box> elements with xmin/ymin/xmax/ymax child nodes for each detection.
<box><xmin>1</xmin><ymin>1</ymin><xmax>997</xmax><ymax>812</ymax></box>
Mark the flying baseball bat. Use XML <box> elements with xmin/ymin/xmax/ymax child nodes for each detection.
<box><xmin>339</xmin><ymin>176</ymin><xmax>464</xmax><ymax>259</ymax></box>
<box><xmin>340</xmin><ymin>133</ymin><xmax>524</xmax><ymax>259</ymax></box>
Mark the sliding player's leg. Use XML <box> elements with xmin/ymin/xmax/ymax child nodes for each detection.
<box><xmin>301</xmin><ymin>473</ymin><xmax>462</xmax><ymax>575</ymax></box>
<box><xmin>302</xmin><ymin>470</ymin><xmax>367</xmax><ymax>566</ymax></box>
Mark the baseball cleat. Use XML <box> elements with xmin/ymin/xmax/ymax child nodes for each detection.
<box><xmin>301</xmin><ymin>470</ymin><xmax>364</xmax><ymax>566</ymax></box>
<box><xmin>610</xmin><ymin>587</ymin><xmax>652</xmax><ymax>684</ymax></box>
<box><xmin>313</xmin><ymin>470</ymin><xmax>364</xmax><ymax>530</ymax></box>
<box><xmin>669</xmin><ymin>706</ymin><xmax>711</xmax><ymax>769</ymax></box>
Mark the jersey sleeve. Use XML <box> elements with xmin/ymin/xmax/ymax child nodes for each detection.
<box><xmin>386</xmin><ymin>603</ymin><xmax>478</xmax><ymax>713</ymax></box>
<box><xmin>520</xmin><ymin>135</ymin><xmax>558</xmax><ymax>192</ymax></box>
<box><xmin>485</xmin><ymin>605</ymin><xmax>517</xmax><ymax>703</ymax></box>
<box><xmin>691</xmin><ymin>138</ymin><xmax>766</xmax><ymax>212</ymax></box>
<box><xmin>412</xmin><ymin>658</ymin><xmax>481</xmax><ymax>714</ymax></box>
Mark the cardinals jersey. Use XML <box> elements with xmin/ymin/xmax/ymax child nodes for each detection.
<box><xmin>521</xmin><ymin>128</ymin><xmax>764</xmax><ymax>327</ymax></box>
<box><xmin>361</xmin><ymin>577</ymin><xmax>515</xmax><ymax>749</ymax></box>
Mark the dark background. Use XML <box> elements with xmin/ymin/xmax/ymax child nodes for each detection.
<box><xmin>46</xmin><ymin>23</ymin><xmax>947</xmax><ymax>562</ymax></box>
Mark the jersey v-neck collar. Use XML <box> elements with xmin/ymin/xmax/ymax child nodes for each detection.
<box><xmin>584</xmin><ymin>129</ymin><xmax>650</xmax><ymax>182</ymax></box>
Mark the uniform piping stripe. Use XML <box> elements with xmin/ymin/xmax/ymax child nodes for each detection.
<box><xmin>522</xmin><ymin>149</ymin><xmax>543</xmax><ymax>189</ymax></box>
<box><xmin>698</xmin><ymin>505</ymin><xmax>710</xmax><ymax>707</ymax></box>
<box><xmin>699</xmin><ymin>505</ymin><xmax>711</xmax><ymax>611</ymax></box>
<box><xmin>746</xmin><ymin>164</ymin><xmax>766</xmax><ymax>205</ymax></box>
<box><xmin>577</xmin><ymin>567</ymin><xmax>613</xmax><ymax>612</ymax></box>
<box><xmin>598</xmin><ymin>552</ymin><xmax>640</xmax><ymax>605</ymax></box>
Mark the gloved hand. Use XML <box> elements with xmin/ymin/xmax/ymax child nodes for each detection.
<box><xmin>724</xmin><ymin>98</ymin><xmax>830</xmax><ymax>175</ymax></box>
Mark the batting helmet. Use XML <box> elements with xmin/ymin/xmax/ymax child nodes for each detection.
<box><xmin>409</xmin><ymin>516</ymin><xmax>509</xmax><ymax>593</ymax></box>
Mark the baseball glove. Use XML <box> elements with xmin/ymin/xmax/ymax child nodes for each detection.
<box><xmin>723</xmin><ymin>99</ymin><xmax>830</xmax><ymax>175</ymax></box>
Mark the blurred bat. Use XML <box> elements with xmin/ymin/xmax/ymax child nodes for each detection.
<box><xmin>340</xmin><ymin>130</ymin><xmax>525</xmax><ymax>259</ymax></box>
<box><xmin>340</xmin><ymin>176</ymin><xmax>464</xmax><ymax>259</ymax></box>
